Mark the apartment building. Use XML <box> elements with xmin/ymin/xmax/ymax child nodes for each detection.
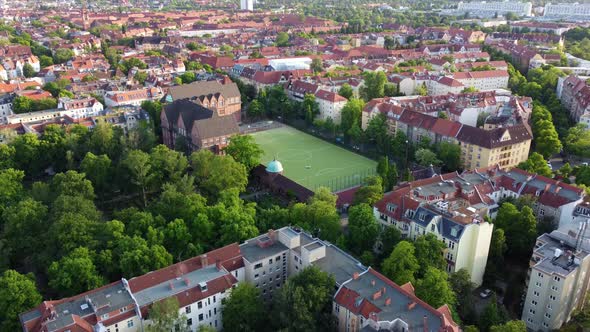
<box><xmin>556</xmin><ymin>75</ymin><xmax>590</xmax><ymax>125</ymax></box>
<box><xmin>456</xmin><ymin>1</ymin><xmax>532</xmax><ymax>18</ymax></box>
<box><xmin>373</xmin><ymin>165</ymin><xmax>586</xmax><ymax>286</ymax></box>
<box><xmin>543</xmin><ymin>3</ymin><xmax>590</xmax><ymax>21</ymax></box>
<box><xmin>522</xmin><ymin>228</ymin><xmax>590</xmax><ymax>331</ymax></box>
<box><xmin>166</xmin><ymin>80</ymin><xmax>242</xmax><ymax>122</ymax></box>
<box><xmin>362</xmin><ymin>96</ymin><xmax>532</xmax><ymax>170</ymax></box>
<box><xmin>22</xmin><ymin>227</ymin><xmax>460</xmax><ymax>332</ymax></box>
<box><xmin>58</xmin><ymin>97</ymin><xmax>104</xmax><ymax>119</ymax></box>
<box><xmin>315</xmin><ymin>89</ymin><xmax>348</xmax><ymax>124</ymax></box>
<box><xmin>21</xmin><ymin>244</ymin><xmax>244</xmax><ymax>332</ymax></box>
<box><xmin>104</xmin><ymin>87</ymin><xmax>163</xmax><ymax>108</ymax></box>
<box><xmin>457</xmin><ymin>124</ymin><xmax>532</xmax><ymax>170</ymax></box>
<box><xmin>0</xmin><ymin>93</ymin><xmax>13</xmax><ymax>125</ymax></box>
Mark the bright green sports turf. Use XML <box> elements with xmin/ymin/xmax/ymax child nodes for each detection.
<box><xmin>251</xmin><ymin>126</ymin><xmax>377</xmax><ymax>192</ymax></box>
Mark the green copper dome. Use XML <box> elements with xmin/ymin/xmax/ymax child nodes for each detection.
<box><xmin>266</xmin><ymin>159</ymin><xmax>284</xmax><ymax>173</ymax></box>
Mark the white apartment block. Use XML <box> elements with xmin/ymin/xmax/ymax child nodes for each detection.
<box><xmin>457</xmin><ymin>1</ymin><xmax>532</xmax><ymax>18</ymax></box>
<box><xmin>315</xmin><ymin>89</ymin><xmax>347</xmax><ymax>125</ymax></box>
<box><xmin>240</xmin><ymin>0</ymin><xmax>253</xmax><ymax>11</ymax></box>
<box><xmin>544</xmin><ymin>3</ymin><xmax>590</xmax><ymax>21</ymax></box>
<box><xmin>58</xmin><ymin>97</ymin><xmax>104</xmax><ymax>119</ymax></box>
<box><xmin>0</xmin><ymin>94</ymin><xmax>13</xmax><ymax>125</ymax></box>
<box><xmin>522</xmin><ymin>228</ymin><xmax>590</xmax><ymax>331</ymax></box>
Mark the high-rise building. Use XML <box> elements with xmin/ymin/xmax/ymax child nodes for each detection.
<box><xmin>240</xmin><ymin>0</ymin><xmax>253</xmax><ymax>11</ymax></box>
<box><xmin>522</xmin><ymin>222</ymin><xmax>590</xmax><ymax>331</ymax></box>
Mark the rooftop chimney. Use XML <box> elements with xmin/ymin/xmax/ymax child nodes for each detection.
<box><xmin>169</xmin><ymin>281</ymin><xmax>174</xmax><ymax>290</ymax></box>
<box><xmin>423</xmin><ymin>315</ymin><xmax>428</xmax><ymax>332</ymax></box>
<box><xmin>216</xmin><ymin>259</ymin><xmax>223</xmax><ymax>271</ymax></box>
<box><xmin>371</xmin><ymin>279</ymin><xmax>376</xmax><ymax>286</ymax></box>
<box><xmin>385</xmin><ymin>297</ymin><xmax>392</xmax><ymax>306</ymax></box>
<box><xmin>201</xmin><ymin>254</ymin><xmax>209</xmax><ymax>267</ymax></box>
<box><xmin>353</xmin><ymin>272</ymin><xmax>360</xmax><ymax>280</ymax></box>
<box><xmin>268</xmin><ymin>229</ymin><xmax>276</xmax><ymax>242</ymax></box>
<box><xmin>184</xmin><ymin>278</ymin><xmax>190</xmax><ymax>286</ymax></box>
<box><xmin>381</xmin><ymin>287</ymin><xmax>386</xmax><ymax>294</ymax></box>
<box><xmin>372</xmin><ymin>290</ymin><xmax>382</xmax><ymax>301</ymax></box>
<box><xmin>408</xmin><ymin>301</ymin><xmax>417</xmax><ymax>310</ymax></box>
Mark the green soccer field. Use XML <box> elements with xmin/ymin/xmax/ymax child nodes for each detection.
<box><xmin>251</xmin><ymin>126</ymin><xmax>377</xmax><ymax>192</ymax></box>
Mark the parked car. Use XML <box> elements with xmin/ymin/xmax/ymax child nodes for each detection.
<box><xmin>480</xmin><ymin>289</ymin><xmax>493</xmax><ymax>299</ymax></box>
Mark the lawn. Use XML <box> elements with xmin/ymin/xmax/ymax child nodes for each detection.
<box><xmin>251</xmin><ymin>126</ymin><xmax>377</xmax><ymax>192</ymax></box>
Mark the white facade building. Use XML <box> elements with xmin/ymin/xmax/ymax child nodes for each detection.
<box><xmin>544</xmin><ymin>3</ymin><xmax>590</xmax><ymax>21</ymax></box>
<box><xmin>240</xmin><ymin>0</ymin><xmax>254</xmax><ymax>11</ymax></box>
<box><xmin>456</xmin><ymin>1</ymin><xmax>532</xmax><ymax>17</ymax></box>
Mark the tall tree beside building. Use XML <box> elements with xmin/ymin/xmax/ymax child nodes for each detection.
<box><xmin>224</xmin><ymin>135</ymin><xmax>263</xmax><ymax>172</ymax></box>
<box><xmin>360</xmin><ymin>71</ymin><xmax>387</xmax><ymax>101</ymax></box>
<box><xmin>517</xmin><ymin>152</ymin><xmax>552</xmax><ymax>177</ymax></box>
<box><xmin>47</xmin><ymin>247</ymin><xmax>106</xmax><ymax>297</ymax></box>
<box><xmin>414</xmin><ymin>234</ymin><xmax>446</xmax><ymax>278</ymax></box>
<box><xmin>347</xmin><ymin>203</ymin><xmax>380</xmax><ymax>255</ymax></box>
<box><xmin>146</xmin><ymin>297</ymin><xmax>190</xmax><ymax>332</ymax></box>
<box><xmin>382</xmin><ymin>241</ymin><xmax>419</xmax><ymax>285</ymax></box>
<box><xmin>416</xmin><ymin>267</ymin><xmax>457</xmax><ymax>311</ymax></box>
<box><xmin>340</xmin><ymin>98</ymin><xmax>365</xmax><ymax>134</ymax></box>
<box><xmin>272</xmin><ymin>266</ymin><xmax>336</xmax><ymax>331</ymax></box>
<box><xmin>338</xmin><ymin>83</ymin><xmax>353</xmax><ymax>99</ymax></box>
<box><xmin>222</xmin><ymin>283</ymin><xmax>266</xmax><ymax>332</ymax></box>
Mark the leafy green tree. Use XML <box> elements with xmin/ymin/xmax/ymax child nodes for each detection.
<box><xmin>347</xmin><ymin>203</ymin><xmax>379</xmax><ymax>255</ymax></box>
<box><xmin>48</xmin><ymin>247</ymin><xmax>105</xmax><ymax>297</ymax></box>
<box><xmin>191</xmin><ymin>150</ymin><xmax>248</xmax><ymax>201</ymax></box>
<box><xmin>247</xmin><ymin>99</ymin><xmax>265</xmax><ymax>119</ymax></box>
<box><xmin>162</xmin><ymin>218</ymin><xmax>193</xmax><ymax>261</ymax></box>
<box><xmin>360</xmin><ymin>71</ymin><xmax>387</xmax><ymax>101</ymax></box>
<box><xmin>338</xmin><ymin>83</ymin><xmax>353</xmax><ymax>99</ymax></box>
<box><xmin>450</xmin><ymin>269</ymin><xmax>476</xmax><ymax>323</ymax></box>
<box><xmin>290</xmin><ymin>187</ymin><xmax>341</xmax><ymax>243</ymax></box>
<box><xmin>222</xmin><ymin>283</ymin><xmax>266</xmax><ymax>332</ymax></box>
<box><xmin>379</xmin><ymin>226</ymin><xmax>402</xmax><ymax>259</ymax></box>
<box><xmin>415</xmin><ymin>148</ymin><xmax>440</xmax><ymax>167</ymax></box>
<box><xmin>119</xmin><ymin>57</ymin><xmax>147</xmax><ymax>75</ymax></box>
<box><xmin>224</xmin><ymin>135</ymin><xmax>263</xmax><ymax>171</ymax></box>
<box><xmin>39</xmin><ymin>55</ymin><xmax>53</xmax><ymax>68</ymax></box>
<box><xmin>53</xmin><ymin>48</ymin><xmax>74</xmax><ymax>64</ymax></box>
<box><xmin>141</xmin><ymin>100</ymin><xmax>163</xmax><ymax>139</ymax></box>
<box><xmin>479</xmin><ymin>294</ymin><xmax>507</xmax><ymax>332</ymax></box>
<box><xmin>517</xmin><ymin>152</ymin><xmax>552</xmax><ymax>177</ymax></box>
<box><xmin>384</xmin><ymin>83</ymin><xmax>397</xmax><ymax>97</ymax></box>
<box><xmin>51</xmin><ymin>170</ymin><xmax>95</xmax><ymax>201</ymax></box>
<box><xmin>437</xmin><ymin>142</ymin><xmax>461</xmax><ymax>172</ymax></box>
<box><xmin>382</xmin><ymin>241</ymin><xmax>419</xmax><ymax>285</ymax></box>
<box><xmin>302</xmin><ymin>93</ymin><xmax>320</xmax><ymax>124</ymax></box>
<box><xmin>149</xmin><ymin>145</ymin><xmax>189</xmax><ymax>189</ymax></box>
<box><xmin>416</xmin><ymin>267</ymin><xmax>456</xmax><ymax>310</ymax></box>
<box><xmin>88</xmin><ymin>123</ymin><xmax>123</xmax><ymax>159</ymax></box>
<box><xmin>272</xmin><ymin>266</ymin><xmax>336</xmax><ymax>332</ymax></box>
<box><xmin>11</xmin><ymin>95</ymin><xmax>33</xmax><ymax>113</ymax></box>
<box><xmin>126</xmin><ymin>120</ymin><xmax>157</xmax><ymax>152</ymax></box>
<box><xmin>0</xmin><ymin>270</ymin><xmax>42</xmax><ymax>331</ymax></box>
<box><xmin>353</xmin><ymin>175</ymin><xmax>383</xmax><ymax>206</ymax></box>
<box><xmin>146</xmin><ymin>297</ymin><xmax>190</xmax><ymax>332</ymax></box>
<box><xmin>0</xmin><ymin>168</ymin><xmax>25</xmax><ymax>215</ymax></box>
<box><xmin>565</xmin><ymin>124</ymin><xmax>590</xmax><ymax>158</ymax></box>
<box><xmin>22</xmin><ymin>63</ymin><xmax>35</xmax><ymax>78</ymax></box>
<box><xmin>275</xmin><ymin>32</ymin><xmax>290</xmax><ymax>46</ymax></box>
<box><xmin>1</xmin><ymin>198</ymin><xmax>48</xmax><ymax>264</ymax></box>
<box><xmin>414</xmin><ymin>234</ymin><xmax>446</xmax><ymax>277</ymax></box>
<box><xmin>81</xmin><ymin>153</ymin><xmax>112</xmax><ymax>197</ymax></box>
<box><xmin>311</xmin><ymin>58</ymin><xmax>323</xmax><ymax>73</ymax></box>
<box><xmin>340</xmin><ymin>98</ymin><xmax>365</xmax><ymax>134</ymax></box>
<box><xmin>115</xmin><ymin>235</ymin><xmax>172</xmax><ymax>278</ymax></box>
<box><xmin>122</xmin><ymin>150</ymin><xmax>154</xmax><ymax>207</ymax></box>
<box><xmin>366</xmin><ymin>113</ymin><xmax>389</xmax><ymax>152</ymax></box>
<box><xmin>210</xmin><ymin>189</ymin><xmax>260</xmax><ymax>246</ymax></box>
<box><xmin>490</xmin><ymin>320</ymin><xmax>526</xmax><ymax>332</ymax></box>
<box><xmin>509</xmin><ymin>206</ymin><xmax>537</xmax><ymax>256</ymax></box>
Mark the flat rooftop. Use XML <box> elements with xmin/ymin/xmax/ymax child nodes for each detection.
<box><xmin>133</xmin><ymin>265</ymin><xmax>228</xmax><ymax>306</ymax></box>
